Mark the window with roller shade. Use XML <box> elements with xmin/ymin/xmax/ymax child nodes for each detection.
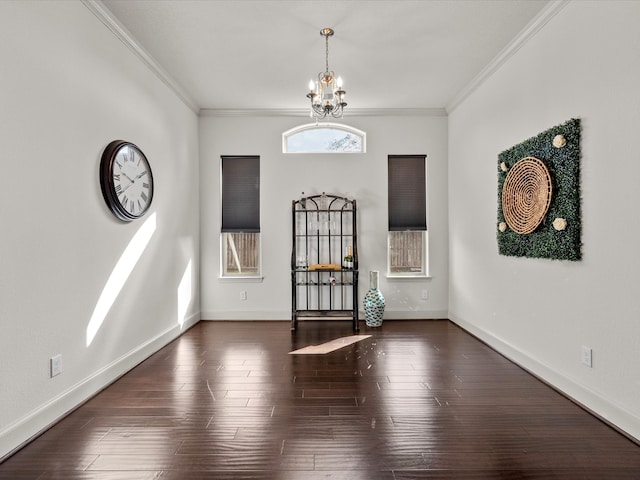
<box><xmin>221</xmin><ymin>155</ymin><xmax>261</xmax><ymax>277</ymax></box>
<box><xmin>387</xmin><ymin>155</ymin><xmax>428</xmax><ymax>276</ymax></box>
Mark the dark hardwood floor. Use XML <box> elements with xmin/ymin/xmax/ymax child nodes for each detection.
<box><xmin>2</xmin><ymin>320</ymin><xmax>639</xmax><ymax>479</ymax></box>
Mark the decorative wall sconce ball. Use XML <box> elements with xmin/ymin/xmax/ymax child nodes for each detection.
<box><xmin>553</xmin><ymin>217</ymin><xmax>568</xmax><ymax>231</ymax></box>
<box><xmin>552</xmin><ymin>134</ymin><xmax>567</xmax><ymax>148</ymax></box>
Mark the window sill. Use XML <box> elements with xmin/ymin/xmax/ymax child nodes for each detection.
<box><xmin>219</xmin><ymin>276</ymin><xmax>264</xmax><ymax>283</ymax></box>
<box><xmin>385</xmin><ymin>274</ymin><xmax>432</xmax><ymax>280</ymax></box>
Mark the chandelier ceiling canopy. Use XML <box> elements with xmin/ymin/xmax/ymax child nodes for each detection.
<box><xmin>306</xmin><ymin>27</ymin><xmax>347</xmax><ymax>119</ymax></box>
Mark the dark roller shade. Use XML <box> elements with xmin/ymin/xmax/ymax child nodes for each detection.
<box><xmin>221</xmin><ymin>156</ymin><xmax>260</xmax><ymax>232</ymax></box>
<box><xmin>388</xmin><ymin>155</ymin><xmax>426</xmax><ymax>231</ymax></box>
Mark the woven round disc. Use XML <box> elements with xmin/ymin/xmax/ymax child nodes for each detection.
<box><xmin>501</xmin><ymin>157</ymin><xmax>552</xmax><ymax>234</ymax></box>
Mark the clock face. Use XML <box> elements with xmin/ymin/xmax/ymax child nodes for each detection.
<box><xmin>100</xmin><ymin>140</ymin><xmax>154</xmax><ymax>221</ymax></box>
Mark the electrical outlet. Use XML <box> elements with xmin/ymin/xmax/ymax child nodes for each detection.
<box><xmin>240</xmin><ymin>290</ymin><xmax>247</xmax><ymax>301</ymax></box>
<box><xmin>50</xmin><ymin>354</ymin><xmax>62</xmax><ymax>377</ymax></box>
<box><xmin>581</xmin><ymin>346</ymin><xmax>592</xmax><ymax>367</ymax></box>
<box><xmin>420</xmin><ymin>289</ymin><xmax>429</xmax><ymax>300</ymax></box>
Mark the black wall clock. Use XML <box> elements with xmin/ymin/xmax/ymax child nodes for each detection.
<box><xmin>100</xmin><ymin>140</ymin><xmax>154</xmax><ymax>222</ymax></box>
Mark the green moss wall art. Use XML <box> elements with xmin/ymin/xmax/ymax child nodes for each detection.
<box><xmin>497</xmin><ymin>118</ymin><xmax>581</xmax><ymax>261</ymax></box>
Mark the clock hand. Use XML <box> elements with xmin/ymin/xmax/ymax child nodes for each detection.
<box><xmin>118</xmin><ymin>182</ymin><xmax>134</xmax><ymax>195</ymax></box>
<box><xmin>121</xmin><ymin>172</ymin><xmax>135</xmax><ymax>184</ymax></box>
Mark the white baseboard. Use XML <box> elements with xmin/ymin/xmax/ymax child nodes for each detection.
<box><xmin>201</xmin><ymin>310</ymin><xmax>449</xmax><ymax>321</ymax></box>
<box><xmin>201</xmin><ymin>310</ymin><xmax>288</xmax><ymax>320</ymax></box>
<box><xmin>0</xmin><ymin>313</ymin><xmax>200</xmax><ymax>461</ymax></box>
<box><xmin>381</xmin><ymin>309</ymin><xmax>449</xmax><ymax>320</ymax></box>
<box><xmin>448</xmin><ymin>311</ymin><xmax>640</xmax><ymax>443</ymax></box>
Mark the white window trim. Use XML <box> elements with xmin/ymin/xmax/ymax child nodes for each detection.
<box><xmin>220</xmin><ymin>232</ymin><xmax>263</xmax><ymax>280</ymax></box>
<box><xmin>282</xmin><ymin>122</ymin><xmax>366</xmax><ymax>153</ymax></box>
<box><xmin>386</xmin><ymin>230</ymin><xmax>430</xmax><ymax>278</ymax></box>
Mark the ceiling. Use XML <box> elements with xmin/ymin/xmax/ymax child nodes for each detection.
<box><xmin>100</xmin><ymin>0</ymin><xmax>550</xmax><ymax>113</ymax></box>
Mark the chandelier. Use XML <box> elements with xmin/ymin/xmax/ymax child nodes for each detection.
<box><xmin>306</xmin><ymin>27</ymin><xmax>347</xmax><ymax>119</ymax></box>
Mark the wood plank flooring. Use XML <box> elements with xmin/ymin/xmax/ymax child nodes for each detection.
<box><xmin>2</xmin><ymin>320</ymin><xmax>639</xmax><ymax>479</ymax></box>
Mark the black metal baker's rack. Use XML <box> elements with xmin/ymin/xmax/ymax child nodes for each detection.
<box><xmin>291</xmin><ymin>193</ymin><xmax>359</xmax><ymax>331</ymax></box>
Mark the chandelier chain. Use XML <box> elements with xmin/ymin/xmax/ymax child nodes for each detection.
<box><xmin>325</xmin><ymin>33</ymin><xmax>330</xmax><ymax>74</ymax></box>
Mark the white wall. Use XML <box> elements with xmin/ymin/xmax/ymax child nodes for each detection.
<box><xmin>448</xmin><ymin>1</ymin><xmax>640</xmax><ymax>440</ymax></box>
<box><xmin>8</xmin><ymin>0</ymin><xmax>637</xmax><ymax>463</ymax></box>
<box><xmin>200</xmin><ymin>113</ymin><xmax>449</xmax><ymax>321</ymax></box>
<box><xmin>0</xmin><ymin>1</ymin><xmax>200</xmax><ymax>458</ymax></box>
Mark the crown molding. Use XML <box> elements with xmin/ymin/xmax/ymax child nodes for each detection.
<box><xmin>81</xmin><ymin>0</ymin><xmax>199</xmax><ymax>114</ymax></box>
<box><xmin>199</xmin><ymin>107</ymin><xmax>448</xmax><ymax>118</ymax></box>
<box><xmin>83</xmin><ymin>0</ymin><xmax>563</xmax><ymax>119</ymax></box>
<box><xmin>446</xmin><ymin>0</ymin><xmax>570</xmax><ymax>114</ymax></box>
<box><xmin>79</xmin><ymin>1</ymin><xmax>449</xmax><ymax>119</ymax></box>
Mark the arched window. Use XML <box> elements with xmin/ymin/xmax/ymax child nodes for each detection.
<box><xmin>283</xmin><ymin>123</ymin><xmax>366</xmax><ymax>153</ymax></box>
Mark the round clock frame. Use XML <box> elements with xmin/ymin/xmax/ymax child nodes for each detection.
<box><xmin>100</xmin><ymin>140</ymin><xmax>154</xmax><ymax>222</ymax></box>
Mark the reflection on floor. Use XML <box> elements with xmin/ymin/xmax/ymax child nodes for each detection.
<box><xmin>1</xmin><ymin>319</ymin><xmax>639</xmax><ymax>479</ymax></box>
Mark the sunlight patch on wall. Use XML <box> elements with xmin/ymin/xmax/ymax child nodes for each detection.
<box><xmin>177</xmin><ymin>259</ymin><xmax>193</xmax><ymax>328</ymax></box>
<box><xmin>86</xmin><ymin>213</ymin><xmax>157</xmax><ymax>347</ymax></box>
